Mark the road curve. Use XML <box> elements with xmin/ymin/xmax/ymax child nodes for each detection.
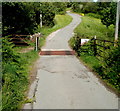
<box><xmin>24</xmin><ymin>12</ymin><xmax>118</xmax><ymax>109</ymax></box>
<box><xmin>42</xmin><ymin>12</ymin><xmax>81</xmax><ymax>50</ymax></box>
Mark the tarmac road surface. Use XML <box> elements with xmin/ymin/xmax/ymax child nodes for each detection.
<box><xmin>24</xmin><ymin>12</ymin><xmax>119</xmax><ymax>109</ymax></box>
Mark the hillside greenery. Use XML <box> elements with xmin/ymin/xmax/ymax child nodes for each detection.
<box><xmin>2</xmin><ymin>2</ymin><xmax>67</xmax><ymax>36</ymax></box>
<box><xmin>70</xmin><ymin>2</ymin><xmax>119</xmax><ymax>31</ymax></box>
<box><xmin>2</xmin><ymin>38</ymin><xmax>39</xmax><ymax>110</ymax></box>
<box><xmin>74</xmin><ymin>16</ymin><xmax>115</xmax><ymax>41</ymax></box>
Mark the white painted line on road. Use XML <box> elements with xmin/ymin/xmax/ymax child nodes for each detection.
<box><xmin>41</xmin><ymin>49</ymin><xmax>72</xmax><ymax>51</ymax></box>
<box><xmin>47</xmin><ymin>29</ymin><xmax>61</xmax><ymax>41</ymax></box>
<box><xmin>40</xmin><ymin>55</ymin><xmax>75</xmax><ymax>57</ymax></box>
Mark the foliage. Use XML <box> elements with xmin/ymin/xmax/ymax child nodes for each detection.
<box><xmin>71</xmin><ymin>2</ymin><xmax>82</xmax><ymax>13</ymax></box>
<box><xmin>86</xmin><ymin>13</ymin><xmax>101</xmax><ymax>19</ymax></box>
<box><xmin>40</xmin><ymin>3</ymin><xmax>55</xmax><ymax>27</ymax></box>
<box><xmin>2</xmin><ymin>38</ymin><xmax>20</xmax><ymax>63</ymax></box>
<box><xmin>2</xmin><ymin>2</ymin><xmax>37</xmax><ymax>35</ymax></box>
<box><xmin>2</xmin><ymin>38</ymin><xmax>39</xmax><ymax>110</ymax></box>
<box><xmin>52</xmin><ymin>2</ymin><xmax>67</xmax><ymax>15</ymax></box>
<box><xmin>69</xmin><ymin>13</ymin><xmax>120</xmax><ymax>91</ymax></box>
<box><xmin>71</xmin><ymin>2</ymin><xmax>101</xmax><ymax>14</ymax></box>
<box><xmin>2</xmin><ymin>2</ymin><xmax>69</xmax><ymax>36</ymax></box>
<box><xmin>82</xmin><ymin>2</ymin><xmax>99</xmax><ymax>14</ymax></box>
<box><xmin>96</xmin><ymin>2</ymin><xmax>111</xmax><ymax>15</ymax></box>
<box><xmin>69</xmin><ymin>36</ymin><xmax>120</xmax><ymax>91</ymax></box>
<box><xmin>100</xmin><ymin>2</ymin><xmax>117</xmax><ymax>28</ymax></box>
<box><xmin>2</xmin><ymin>2</ymin><xmax>57</xmax><ymax>35</ymax></box>
<box><xmin>99</xmin><ymin>42</ymin><xmax>120</xmax><ymax>90</ymax></box>
<box><xmin>69</xmin><ymin>36</ymin><xmax>94</xmax><ymax>56</ymax></box>
<box><xmin>74</xmin><ymin>16</ymin><xmax>114</xmax><ymax>41</ymax></box>
<box><xmin>71</xmin><ymin>2</ymin><xmax>118</xmax><ymax>30</ymax></box>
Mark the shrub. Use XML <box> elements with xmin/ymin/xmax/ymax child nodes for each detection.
<box><xmin>2</xmin><ymin>38</ymin><xmax>38</xmax><ymax>110</ymax></box>
<box><xmin>100</xmin><ymin>42</ymin><xmax>120</xmax><ymax>90</ymax></box>
<box><xmin>69</xmin><ymin>36</ymin><xmax>120</xmax><ymax>91</ymax></box>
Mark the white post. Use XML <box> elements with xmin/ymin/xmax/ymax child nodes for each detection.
<box><xmin>115</xmin><ymin>1</ymin><xmax>120</xmax><ymax>41</ymax></box>
<box><xmin>40</xmin><ymin>3</ymin><xmax>42</xmax><ymax>28</ymax></box>
<box><xmin>40</xmin><ymin>13</ymin><xmax>42</xmax><ymax>28</ymax></box>
<box><xmin>36</xmin><ymin>37</ymin><xmax>38</xmax><ymax>51</ymax></box>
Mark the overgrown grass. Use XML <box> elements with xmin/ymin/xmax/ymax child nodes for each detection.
<box><xmin>75</xmin><ymin>16</ymin><xmax>115</xmax><ymax>41</ymax></box>
<box><xmin>36</xmin><ymin>14</ymin><xmax>73</xmax><ymax>49</ymax></box>
<box><xmin>2</xmin><ymin>38</ymin><xmax>39</xmax><ymax>111</ymax></box>
<box><xmin>80</xmin><ymin>53</ymin><xmax>103</xmax><ymax>77</ymax></box>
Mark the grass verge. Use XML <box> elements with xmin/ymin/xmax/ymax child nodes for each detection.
<box><xmin>74</xmin><ymin>16</ymin><xmax>115</xmax><ymax>41</ymax></box>
<box><xmin>2</xmin><ymin>46</ymin><xmax>39</xmax><ymax>110</ymax></box>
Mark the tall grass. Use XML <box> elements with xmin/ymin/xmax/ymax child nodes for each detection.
<box><xmin>75</xmin><ymin>16</ymin><xmax>115</xmax><ymax>41</ymax></box>
<box><xmin>2</xmin><ymin>39</ymin><xmax>39</xmax><ymax>111</ymax></box>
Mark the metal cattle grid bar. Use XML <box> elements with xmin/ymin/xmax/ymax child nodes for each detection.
<box><xmin>39</xmin><ymin>51</ymin><xmax>75</xmax><ymax>55</ymax></box>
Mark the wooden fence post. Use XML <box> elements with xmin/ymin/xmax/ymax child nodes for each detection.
<box><xmin>94</xmin><ymin>36</ymin><xmax>97</xmax><ymax>56</ymax></box>
<box><xmin>35</xmin><ymin>36</ymin><xmax>39</xmax><ymax>51</ymax></box>
<box><xmin>78</xmin><ymin>38</ymin><xmax>81</xmax><ymax>56</ymax></box>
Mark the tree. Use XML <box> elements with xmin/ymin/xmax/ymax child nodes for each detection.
<box><xmin>52</xmin><ymin>2</ymin><xmax>67</xmax><ymax>15</ymax></box>
<box><xmin>40</xmin><ymin>3</ymin><xmax>55</xmax><ymax>27</ymax></box>
<box><xmin>100</xmin><ymin>2</ymin><xmax>117</xmax><ymax>28</ymax></box>
<box><xmin>2</xmin><ymin>2</ymin><xmax>56</xmax><ymax>35</ymax></box>
<box><xmin>82</xmin><ymin>2</ymin><xmax>99</xmax><ymax>13</ymax></box>
<box><xmin>71</xmin><ymin>2</ymin><xmax>82</xmax><ymax>13</ymax></box>
<box><xmin>2</xmin><ymin>2</ymin><xmax>37</xmax><ymax>35</ymax></box>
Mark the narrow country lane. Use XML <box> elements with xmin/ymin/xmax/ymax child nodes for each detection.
<box><xmin>42</xmin><ymin>12</ymin><xmax>81</xmax><ymax>50</ymax></box>
<box><xmin>24</xmin><ymin>12</ymin><xmax>118</xmax><ymax>109</ymax></box>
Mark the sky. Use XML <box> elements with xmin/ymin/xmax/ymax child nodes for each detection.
<box><xmin>93</xmin><ymin>0</ymin><xmax>98</xmax><ymax>2</ymax></box>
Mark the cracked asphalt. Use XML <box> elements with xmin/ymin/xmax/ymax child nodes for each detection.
<box><xmin>24</xmin><ymin>12</ymin><xmax>118</xmax><ymax>109</ymax></box>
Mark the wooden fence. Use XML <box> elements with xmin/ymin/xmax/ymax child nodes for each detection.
<box><xmin>79</xmin><ymin>37</ymin><xmax>118</xmax><ymax>59</ymax></box>
<box><xmin>2</xmin><ymin>33</ymin><xmax>41</xmax><ymax>47</ymax></box>
<box><xmin>91</xmin><ymin>38</ymin><xmax>117</xmax><ymax>57</ymax></box>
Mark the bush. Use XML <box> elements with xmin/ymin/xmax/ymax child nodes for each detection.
<box><xmin>2</xmin><ymin>38</ymin><xmax>38</xmax><ymax>110</ymax></box>
<box><xmin>69</xmin><ymin>36</ymin><xmax>120</xmax><ymax>91</ymax></box>
<box><xmin>2</xmin><ymin>2</ymin><xmax>56</xmax><ymax>35</ymax></box>
<box><xmin>41</xmin><ymin>3</ymin><xmax>55</xmax><ymax>27</ymax></box>
<box><xmin>100</xmin><ymin>42</ymin><xmax>120</xmax><ymax>90</ymax></box>
<box><xmin>86</xmin><ymin>13</ymin><xmax>101</xmax><ymax>19</ymax></box>
<box><xmin>2</xmin><ymin>2</ymin><xmax>37</xmax><ymax>35</ymax></box>
<box><xmin>82</xmin><ymin>2</ymin><xmax>99</xmax><ymax>14</ymax></box>
<box><xmin>52</xmin><ymin>2</ymin><xmax>67</xmax><ymax>15</ymax></box>
<box><xmin>71</xmin><ymin>3</ymin><xmax>82</xmax><ymax>13</ymax></box>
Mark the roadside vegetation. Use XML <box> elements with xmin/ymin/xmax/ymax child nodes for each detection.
<box><xmin>2</xmin><ymin>2</ymin><xmax>120</xmax><ymax>110</ymax></box>
<box><xmin>69</xmin><ymin>2</ymin><xmax>120</xmax><ymax>92</ymax></box>
<box><xmin>2</xmin><ymin>2</ymin><xmax>72</xmax><ymax>111</ymax></box>
<box><xmin>74</xmin><ymin>16</ymin><xmax>115</xmax><ymax>41</ymax></box>
<box><xmin>2</xmin><ymin>38</ymin><xmax>39</xmax><ymax>110</ymax></box>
